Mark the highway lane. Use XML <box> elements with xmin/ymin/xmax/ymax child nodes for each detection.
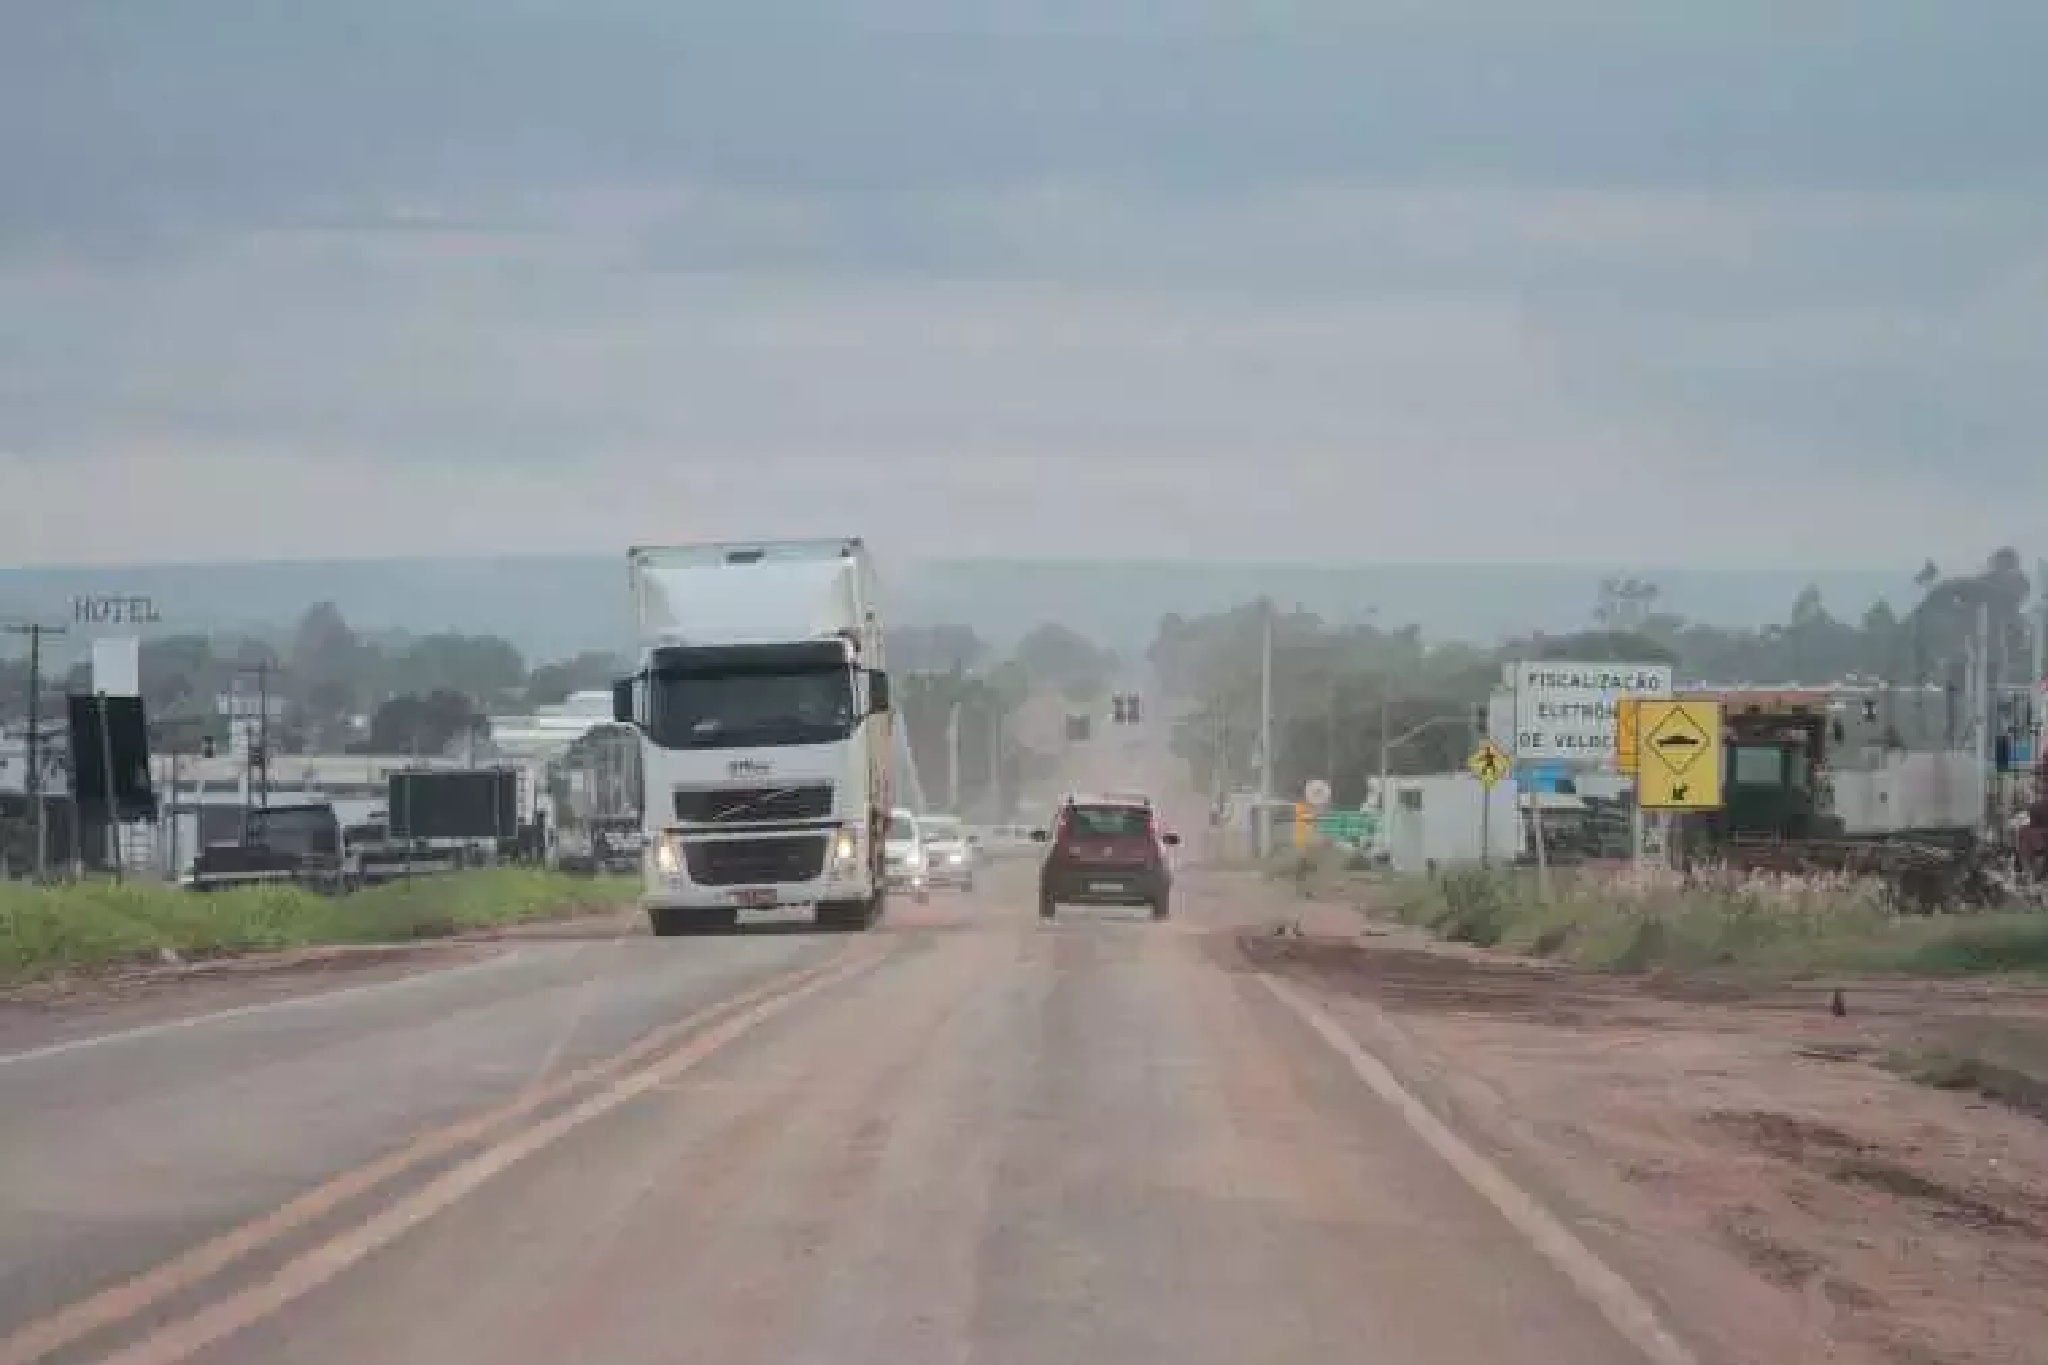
<box><xmin>0</xmin><ymin>864</ymin><xmax>1663</xmax><ymax>1365</ymax></box>
<box><xmin>0</xmin><ymin>919</ymin><xmax>845</xmax><ymax>1352</ymax></box>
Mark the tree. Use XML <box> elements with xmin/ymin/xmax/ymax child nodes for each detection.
<box><xmin>138</xmin><ymin>635</ymin><xmax>220</xmax><ymax>717</ymax></box>
<box><xmin>365</xmin><ymin>690</ymin><xmax>491</xmax><ymax>756</ymax></box>
<box><xmin>525</xmin><ymin>651</ymin><xmax>628</xmax><ymax>708</ymax></box>
<box><xmin>288</xmin><ymin>602</ymin><xmax>365</xmax><ymax>720</ymax></box>
<box><xmin>886</xmin><ymin>625</ymin><xmax>986</xmax><ymax>676</ymax></box>
<box><xmin>387</xmin><ymin>633</ymin><xmax>527</xmax><ymax>704</ymax></box>
<box><xmin>1594</xmin><ymin>577</ymin><xmax>1660</xmax><ymax>632</ymax></box>
<box><xmin>895</xmin><ymin>670</ymin><xmax>1027</xmax><ymax>817</ymax></box>
<box><xmin>1010</xmin><ymin>623</ymin><xmax>1112</xmax><ymax>698</ymax></box>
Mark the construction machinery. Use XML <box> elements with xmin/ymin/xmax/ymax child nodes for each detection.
<box><xmin>1666</xmin><ymin>689</ymin><xmax>1994</xmax><ymax>909</ymax></box>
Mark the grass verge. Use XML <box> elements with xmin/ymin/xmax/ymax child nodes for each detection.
<box><xmin>0</xmin><ymin>870</ymin><xmax>637</xmax><ymax>984</ymax></box>
<box><xmin>1368</xmin><ymin>864</ymin><xmax>2048</xmax><ymax>978</ymax></box>
<box><xmin>1889</xmin><ymin>1030</ymin><xmax>2048</xmax><ymax>1123</ymax></box>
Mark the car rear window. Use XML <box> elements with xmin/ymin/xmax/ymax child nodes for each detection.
<box><xmin>1062</xmin><ymin>805</ymin><xmax>1151</xmax><ymax>838</ymax></box>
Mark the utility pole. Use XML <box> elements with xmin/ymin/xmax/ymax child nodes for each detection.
<box><xmin>257</xmin><ymin>661</ymin><xmax>271</xmax><ymax>809</ymax></box>
<box><xmin>1377</xmin><ymin>690</ymin><xmax>1391</xmax><ymax>815</ymax></box>
<box><xmin>4</xmin><ymin>622</ymin><xmax>66</xmax><ymax>880</ymax></box>
<box><xmin>234</xmin><ymin>662</ymin><xmax>274</xmax><ymax>810</ymax></box>
<box><xmin>1976</xmin><ymin>600</ymin><xmax>1994</xmax><ymax>832</ymax></box>
<box><xmin>1323</xmin><ymin>676</ymin><xmax>1339</xmax><ymax>795</ymax></box>
<box><xmin>2035</xmin><ymin>558</ymin><xmax>2047</xmax><ymax>691</ymax></box>
<box><xmin>986</xmin><ymin>705</ymin><xmax>1003</xmax><ymax>822</ymax></box>
<box><xmin>944</xmin><ymin>699</ymin><xmax>961</xmax><ymax>813</ymax></box>
<box><xmin>1211</xmin><ymin>704</ymin><xmax>1227</xmax><ymax>808</ymax></box>
<box><xmin>95</xmin><ymin>691</ymin><xmax>122</xmax><ymax>882</ymax></box>
<box><xmin>1256</xmin><ymin>602</ymin><xmax>1274</xmax><ymax>857</ymax></box>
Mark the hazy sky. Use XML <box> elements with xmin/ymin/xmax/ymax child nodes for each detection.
<box><xmin>4</xmin><ymin>3</ymin><xmax>2043</xmax><ymax>569</ymax></box>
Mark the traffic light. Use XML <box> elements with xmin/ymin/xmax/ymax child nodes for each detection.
<box><xmin>1110</xmin><ymin>693</ymin><xmax>1143</xmax><ymax>724</ymax></box>
<box><xmin>1126</xmin><ymin>693</ymin><xmax>1141</xmax><ymax>723</ymax></box>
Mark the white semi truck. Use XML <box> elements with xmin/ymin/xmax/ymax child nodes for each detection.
<box><xmin>611</xmin><ymin>539</ymin><xmax>894</xmax><ymax>934</ymax></box>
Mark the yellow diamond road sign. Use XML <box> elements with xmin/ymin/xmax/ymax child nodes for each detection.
<box><xmin>1614</xmin><ymin>697</ymin><xmax>1641</xmax><ymax>774</ymax></box>
<box><xmin>1468</xmin><ymin>737</ymin><xmax>1510</xmax><ymax>787</ymax></box>
<box><xmin>1636</xmin><ymin>698</ymin><xmax>1723</xmax><ymax>810</ymax></box>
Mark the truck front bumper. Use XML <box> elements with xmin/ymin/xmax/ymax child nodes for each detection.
<box><xmin>643</xmin><ymin>871</ymin><xmax>878</xmax><ymax>913</ymax></box>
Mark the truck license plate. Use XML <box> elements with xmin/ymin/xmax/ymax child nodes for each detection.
<box><xmin>730</xmin><ymin>888</ymin><xmax>777</xmax><ymax>908</ymax></box>
<box><xmin>1089</xmin><ymin>881</ymin><xmax>1124</xmax><ymax>894</ymax></box>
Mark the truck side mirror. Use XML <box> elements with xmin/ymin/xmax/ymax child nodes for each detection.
<box><xmin>611</xmin><ymin>678</ymin><xmax>636</xmax><ymax>725</ymax></box>
<box><xmin>869</xmin><ymin>670</ymin><xmax>892</xmax><ymax>715</ymax></box>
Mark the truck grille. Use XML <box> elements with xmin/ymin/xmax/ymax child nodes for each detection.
<box><xmin>673</xmin><ymin>784</ymin><xmax>833</xmax><ymax>823</ymax></box>
<box><xmin>685</xmin><ymin>836</ymin><xmax>828</xmax><ymax>886</ymax></box>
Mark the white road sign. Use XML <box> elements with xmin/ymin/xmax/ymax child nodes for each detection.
<box><xmin>1303</xmin><ymin>778</ymin><xmax>1332</xmax><ymax>807</ymax></box>
<box><xmin>1512</xmin><ymin>660</ymin><xmax>1673</xmax><ymax>763</ymax></box>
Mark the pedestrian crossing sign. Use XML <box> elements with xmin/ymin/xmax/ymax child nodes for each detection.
<box><xmin>1467</xmin><ymin>738</ymin><xmax>1509</xmax><ymax>788</ymax></box>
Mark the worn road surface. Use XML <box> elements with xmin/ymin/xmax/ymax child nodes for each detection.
<box><xmin>0</xmin><ymin>866</ymin><xmax>1659</xmax><ymax>1365</ymax></box>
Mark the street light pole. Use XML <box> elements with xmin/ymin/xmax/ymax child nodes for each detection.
<box><xmin>1256</xmin><ymin>603</ymin><xmax>1273</xmax><ymax>857</ymax></box>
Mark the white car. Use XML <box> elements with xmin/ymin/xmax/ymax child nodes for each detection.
<box><xmin>917</xmin><ymin>814</ymin><xmax>976</xmax><ymax>891</ymax></box>
<box><xmin>883</xmin><ymin>808</ymin><xmax>929</xmax><ymax>902</ymax></box>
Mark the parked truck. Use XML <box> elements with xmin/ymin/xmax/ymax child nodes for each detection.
<box><xmin>1666</xmin><ymin>689</ymin><xmax>1992</xmax><ymax>908</ymax></box>
<box><xmin>611</xmin><ymin>539</ymin><xmax>894</xmax><ymax>934</ymax></box>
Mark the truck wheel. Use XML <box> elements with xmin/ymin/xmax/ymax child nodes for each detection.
<box><xmin>1038</xmin><ymin>895</ymin><xmax>1056</xmax><ymax>921</ymax></box>
<box><xmin>816</xmin><ymin>896</ymin><xmax>880</xmax><ymax>932</ymax></box>
<box><xmin>648</xmin><ymin>908</ymin><xmax>687</xmax><ymax>937</ymax></box>
<box><xmin>1151</xmin><ymin>896</ymin><xmax>1170</xmax><ymax>921</ymax></box>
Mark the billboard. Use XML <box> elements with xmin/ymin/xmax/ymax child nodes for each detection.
<box><xmin>1510</xmin><ymin>660</ymin><xmax>1673</xmax><ymax>765</ymax></box>
<box><xmin>65</xmin><ymin>693</ymin><xmax>158</xmax><ymax>821</ymax></box>
<box><xmin>387</xmin><ymin>768</ymin><xmax>518</xmax><ymax>841</ymax></box>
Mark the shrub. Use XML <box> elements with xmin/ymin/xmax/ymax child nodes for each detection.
<box><xmin>0</xmin><ymin>870</ymin><xmax>634</xmax><ymax>984</ymax></box>
<box><xmin>1374</xmin><ymin>861</ymin><xmax>2048</xmax><ymax>979</ymax></box>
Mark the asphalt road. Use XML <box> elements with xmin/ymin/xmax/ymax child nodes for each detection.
<box><xmin>0</xmin><ymin>865</ymin><xmax>1660</xmax><ymax>1365</ymax></box>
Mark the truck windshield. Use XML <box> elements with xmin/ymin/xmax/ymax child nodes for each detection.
<box><xmin>647</xmin><ymin>666</ymin><xmax>856</xmax><ymax>750</ymax></box>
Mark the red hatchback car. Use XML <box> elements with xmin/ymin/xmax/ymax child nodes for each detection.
<box><xmin>1032</xmin><ymin>797</ymin><xmax>1181</xmax><ymax>921</ymax></box>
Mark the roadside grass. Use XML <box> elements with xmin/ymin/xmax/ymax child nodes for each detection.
<box><xmin>0</xmin><ymin>870</ymin><xmax>636</xmax><ymax>984</ymax></box>
<box><xmin>1363</xmin><ymin>862</ymin><xmax>2048</xmax><ymax>979</ymax></box>
<box><xmin>1889</xmin><ymin>1023</ymin><xmax>2048</xmax><ymax>1124</ymax></box>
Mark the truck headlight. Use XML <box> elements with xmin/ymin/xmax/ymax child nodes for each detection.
<box><xmin>829</xmin><ymin>826</ymin><xmax>860</xmax><ymax>870</ymax></box>
<box><xmin>652</xmin><ymin>834</ymin><xmax>683</xmax><ymax>878</ymax></box>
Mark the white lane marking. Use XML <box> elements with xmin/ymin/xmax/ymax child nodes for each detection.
<box><xmin>1258</xmin><ymin>974</ymin><xmax>1701</xmax><ymax>1365</ymax></box>
<box><xmin>95</xmin><ymin>949</ymin><xmax>887</xmax><ymax>1365</ymax></box>
<box><xmin>0</xmin><ymin>951</ymin><xmax>529</xmax><ymax>1070</ymax></box>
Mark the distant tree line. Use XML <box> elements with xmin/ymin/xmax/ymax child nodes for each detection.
<box><xmin>1150</xmin><ymin>547</ymin><xmax>2040</xmax><ymax>807</ymax></box>
<box><xmin>0</xmin><ymin>606</ymin><xmax>1122</xmax><ymax>798</ymax></box>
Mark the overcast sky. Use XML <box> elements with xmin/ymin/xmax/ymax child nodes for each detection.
<box><xmin>3</xmin><ymin>2</ymin><xmax>2043</xmax><ymax>570</ymax></box>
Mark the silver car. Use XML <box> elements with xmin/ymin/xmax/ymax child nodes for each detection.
<box><xmin>883</xmin><ymin>808</ymin><xmax>929</xmax><ymax>902</ymax></box>
<box><xmin>917</xmin><ymin>814</ymin><xmax>976</xmax><ymax>891</ymax></box>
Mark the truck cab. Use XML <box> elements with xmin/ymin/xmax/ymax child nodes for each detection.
<box><xmin>1669</xmin><ymin>690</ymin><xmax>1846</xmax><ymax>865</ymax></box>
<box><xmin>613</xmin><ymin>540</ymin><xmax>894</xmax><ymax>935</ymax></box>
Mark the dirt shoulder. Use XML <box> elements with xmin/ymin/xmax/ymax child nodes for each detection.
<box><xmin>1219</xmin><ymin>874</ymin><xmax>2048</xmax><ymax>1365</ymax></box>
